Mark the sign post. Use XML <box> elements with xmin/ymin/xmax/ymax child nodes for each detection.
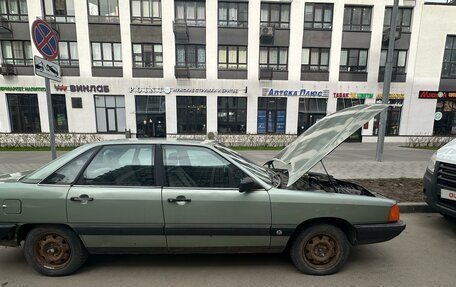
<box><xmin>31</xmin><ymin>19</ymin><xmax>60</xmax><ymax>160</ymax></box>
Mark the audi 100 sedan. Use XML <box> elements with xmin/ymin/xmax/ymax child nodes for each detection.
<box><xmin>0</xmin><ymin>105</ymin><xmax>405</xmax><ymax>276</ymax></box>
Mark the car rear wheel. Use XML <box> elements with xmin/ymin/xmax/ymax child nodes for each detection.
<box><xmin>290</xmin><ymin>224</ymin><xmax>350</xmax><ymax>275</ymax></box>
<box><xmin>24</xmin><ymin>225</ymin><xmax>88</xmax><ymax>276</ymax></box>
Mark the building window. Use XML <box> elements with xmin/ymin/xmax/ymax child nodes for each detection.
<box><xmin>71</xmin><ymin>97</ymin><xmax>82</xmax><ymax>108</ymax></box>
<box><xmin>336</xmin><ymin>98</ymin><xmax>364</xmax><ymax>142</ymax></box>
<box><xmin>218</xmin><ymin>97</ymin><xmax>247</xmax><ymax>134</ymax></box>
<box><xmin>88</xmin><ymin>0</ymin><xmax>119</xmax><ymax>23</ymax></box>
<box><xmin>298</xmin><ymin>98</ymin><xmax>327</xmax><ymax>135</ymax></box>
<box><xmin>301</xmin><ymin>48</ymin><xmax>329</xmax><ymax>72</ymax></box>
<box><xmin>259</xmin><ymin>47</ymin><xmax>288</xmax><ymax>70</ymax></box>
<box><xmin>132</xmin><ymin>44</ymin><xmax>163</xmax><ymax>68</ymax></box>
<box><xmin>0</xmin><ymin>0</ymin><xmax>28</xmax><ymax>21</ymax></box>
<box><xmin>218</xmin><ymin>46</ymin><xmax>247</xmax><ymax>70</ymax></box>
<box><xmin>177</xmin><ymin>96</ymin><xmax>206</xmax><ymax>134</ymax></box>
<box><xmin>373</xmin><ymin>99</ymin><xmax>402</xmax><ymax>136</ymax></box>
<box><xmin>52</xmin><ymin>94</ymin><xmax>68</xmax><ymax>133</ymax></box>
<box><xmin>7</xmin><ymin>94</ymin><xmax>41</xmax><ymax>133</ymax></box>
<box><xmin>434</xmin><ymin>100</ymin><xmax>456</xmax><ymax>135</ymax></box>
<box><xmin>304</xmin><ymin>3</ymin><xmax>333</xmax><ymax>30</ymax></box>
<box><xmin>43</xmin><ymin>0</ymin><xmax>75</xmax><ymax>22</ymax></box>
<box><xmin>218</xmin><ymin>1</ymin><xmax>248</xmax><ymax>27</ymax></box>
<box><xmin>175</xmin><ymin>0</ymin><xmax>205</xmax><ymax>26</ymax></box>
<box><xmin>343</xmin><ymin>6</ymin><xmax>371</xmax><ymax>31</ymax></box>
<box><xmin>91</xmin><ymin>42</ymin><xmax>122</xmax><ymax>67</ymax></box>
<box><xmin>0</xmin><ymin>41</ymin><xmax>32</xmax><ymax>66</ymax></box>
<box><xmin>176</xmin><ymin>45</ymin><xmax>206</xmax><ymax>69</ymax></box>
<box><xmin>380</xmin><ymin>49</ymin><xmax>407</xmax><ymax>75</ymax></box>
<box><xmin>260</xmin><ymin>3</ymin><xmax>290</xmax><ymax>29</ymax></box>
<box><xmin>136</xmin><ymin>96</ymin><xmax>166</xmax><ymax>138</ymax></box>
<box><xmin>442</xmin><ymin>35</ymin><xmax>456</xmax><ymax>79</ymax></box>
<box><xmin>340</xmin><ymin>49</ymin><xmax>368</xmax><ymax>72</ymax></box>
<box><xmin>131</xmin><ymin>0</ymin><xmax>161</xmax><ymax>24</ymax></box>
<box><xmin>55</xmin><ymin>42</ymin><xmax>78</xmax><ymax>67</ymax></box>
<box><xmin>384</xmin><ymin>7</ymin><xmax>412</xmax><ymax>33</ymax></box>
<box><xmin>94</xmin><ymin>95</ymin><xmax>126</xmax><ymax>133</ymax></box>
<box><xmin>258</xmin><ymin>97</ymin><xmax>286</xmax><ymax>134</ymax></box>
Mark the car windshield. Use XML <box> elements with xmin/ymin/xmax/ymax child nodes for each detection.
<box><xmin>214</xmin><ymin>145</ymin><xmax>274</xmax><ymax>186</ymax></box>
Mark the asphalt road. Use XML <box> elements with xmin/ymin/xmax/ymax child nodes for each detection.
<box><xmin>0</xmin><ymin>213</ymin><xmax>455</xmax><ymax>287</ymax></box>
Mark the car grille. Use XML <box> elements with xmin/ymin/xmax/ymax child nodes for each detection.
<box><xmin>437</xmin><ymin>162</ymin><xmax>456</xmax><ymax>209</ymax></box>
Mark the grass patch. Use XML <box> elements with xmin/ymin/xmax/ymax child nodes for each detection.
<box><xmin>0</xmin><ymin>147</ymin><xmax>76</xmax><ymax>152</ymax></box>
<box><xmin>400</xmin><ymin>146</ymin><xmax>439</xmax><ymax>151</ymax></box>
<box><xmin>231</xmin><ymin>146</ymin><xmax>284</xmax><ymax>151</ymax></box>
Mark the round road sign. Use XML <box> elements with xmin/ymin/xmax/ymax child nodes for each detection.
<box><xmin>31</xmin><ymin>19</ymin><xmax>59</xmax><ymax>60</ymax></box>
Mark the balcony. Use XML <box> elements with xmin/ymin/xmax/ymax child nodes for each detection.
<box><xmin>1</xmin><ymin>63</ymin><xmax>17</xmax><ymax>76</ymax></box>
<box><xmin>173</xmin><ymin>20</ymin><xmax>189</xmax><ymax>42</ymax></box>
<box><xmin>175</xmin><ymin>66</ymin><xmax>189</xmax><ymax>78</ymax></box>
<box><xmin>259</xmin><ymin>68</ymin><xmax>273</xmax><ymax>80</ymax></box>
<box><xmin>0</xmin><ymin>17</ymin><xmax>12</xmax><ymax>35</ymax></box>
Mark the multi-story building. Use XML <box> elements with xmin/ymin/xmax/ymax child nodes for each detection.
<box><xmin>0</xmin><ymin>0</ymin><xmax>455</xmax><ymax>145</ymax></box>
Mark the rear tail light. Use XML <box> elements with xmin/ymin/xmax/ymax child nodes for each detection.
<box><xmin>388</xmin><ymin>204</ymin><xmax>400</xmax><ymax>223</ymax></box>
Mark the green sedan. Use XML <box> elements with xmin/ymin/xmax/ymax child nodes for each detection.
<box><xmin>0</xmin><ymin>105</ymin><xmax>405</xmax><ymax>276</ymax></box>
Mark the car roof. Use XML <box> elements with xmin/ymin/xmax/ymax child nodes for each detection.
<box><xmin>87</xmin><ymin>138</ymin><xmax>217</xmax><ymax>148</ymax></box>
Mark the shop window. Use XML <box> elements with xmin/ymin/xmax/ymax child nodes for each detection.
<box><xmin>373</xmin><ymin>99</ymin><xmax>403</xmax><ymax>136</ymax></box>
<box><xmin>218</xmin><ymin>97</ymin><xmax>247</xmax><ymax>134</ymax></box>
<box><xmin>380</xmin><ymin>50</ymin><xmax>407</xmax><ymax>75</ymax></box>
<box><xmin>384</xmin><ymin>7</ymin><xmax>412</xmax><ymax>33</ymax></box>
<box><xmin>131</xmin><ymin>0</ymin><xmax>161</xmax><ymax>24</ymax></box>
<box><xmin>91</xmin><ymin>42</ymin><xmax>122</xmax><ymax>67</ymax></box>
<box><xmin>298</xmin><ymin>98</ymin><xmax>327</xmax><ymax>135</ymax></box>
<box><xmin>259</xmin><ymin>46</ymin><xmax>288</xmax><ymax>71</ymax></box>
<box><xmin>433</xmin><ymin>100</ymin><xmax>456</xmax><ymax>135</ymax></box>
<box><xmin>175</xmin><ymin>0</ymin><xmax>205</xmax><ymax>26</ymax></box>
<box><xmin>343</xmin><ymin>6</ymin><xmax>371</xmax><ymax>31</ymax></box>
<box><xmin>304</xmin><ymin>3</ymin><xmax>333</xmax><ymax>30</ymax></box>
<box><xmin>88</xmin><ymin>0</ymin><xmax>119</xmax><ymax>23</ymax></box>
<box><xmin>94</xmin><ymin>95</ymin><xmax>126</xmax><ymax>133</ymax></box>
<box><xmin>52</xmin><ymin>94</ymin><xmax>68</xmax><ymax>133</ymax></box>
<box><xmin>0</xmin><ymin>0</ymin><xmax>28</xmax><ymax>21</ymax></box>
<box><xmin>218</xmin><ymin>46</ymin><xmax>247</xmax><ymax>70</ymax></box>
<box><xmin>176</xmin><ymin>45</ymin><xmax>206</xmax><ymax>69</ymax></box>
<box><xmin>340</xmin><ymin>49</ymin><xmax>368</xmax><ymax>72</ymax></box>
<box><xmin>43</xmin><ymin>0</ymin><xmax>75</xmax><ymax>22</ymax></box>
<box><xmin>177</xmin><ymin>96</ymin><xmax>206</xmax><ymax>134</ymax></box>
<box><xmin>260</xmin><ymin>3</ymin><xmax>290</xmax><ymax>29</ymax></box>
<box><xmin>336</xmin><ymin>98</ymin><xmax>364</xmax><ymax>142</ymax></box>
<box><xmin>7</xmin><ymin>94</ymin><xmax>41</xmax><ymax>133</ymax></box>
<box><xmin>132</xmin><ymin>44</ymin><xmax>163</xmax><ymax>68</ymax></box>
<box><xmin>0</xmin><ymin>41</ymin><xmax>33</xmax><ymax>66</ymax></box>
<box><xmin>442</xmin><ymin>35</ymin><xmax>456</xmax><ymax>79</ymax></box>
<box><xmin>219</xmin><ymin>1</ymin><xmax>248</xmax><ymax>28</ymax></box>
<box><xmin>55</xmin><ymin>42</ymin><xmax>79</xmax><ymax>67</ymax></box>
<box><xmin>258</xmin><ymin>97</ymin><xmax>286</xmax><ymax>134</ymax></box>
<box><xmin>301</xmin><ymin>48</ymin><xmax>329</xmax><ymax>72</ymax></box>
<box><xmin>135</xmin><ymin>96</ymin><xmax>166</xmax><ymax>138</ymax></box>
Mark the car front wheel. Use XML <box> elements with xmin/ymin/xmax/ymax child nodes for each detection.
<box><xmin>290</xmin><ymin>224</ymin><xmax>350</xmax><ymax>275</ymax></box>
<box><xmin>24</xmin><ymin>225</ymin><xmax>88</xmax><ymax>276</ymax></box>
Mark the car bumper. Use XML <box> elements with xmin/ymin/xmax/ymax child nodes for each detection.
<box><xmin>352</xmin><ymin>220</ymin><xmax>406</xmax><ymax>245</ymax></box>
<box><xmin>423</xmin><ymin>169</ymin><xmax>456</xmax><ymax>218</ymax></box>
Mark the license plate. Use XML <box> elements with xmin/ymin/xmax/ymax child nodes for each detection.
<box><xmin>441</xmin><ymin>189</ymin><xmax>456</xmax><ymax>201</ymax></box>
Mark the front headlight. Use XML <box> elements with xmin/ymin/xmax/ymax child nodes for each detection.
<box><xmin>427</xmin><ymin>152</ymin><xmax>437</xmax><ymax>173</ymax></box>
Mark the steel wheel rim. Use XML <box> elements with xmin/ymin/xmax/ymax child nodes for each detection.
<box><xmin>33</xmin><ymin>233</ymin><xmax>72</xmax><ymax>270</ymax></box>
<box><xmin>302</xmin><ymin>233</ymin><xmax>341</xmax><ymax>270</ymax></box>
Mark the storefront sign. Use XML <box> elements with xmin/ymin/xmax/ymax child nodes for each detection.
<box><xmin>435</xmin><ymin>112</ymin><xmax>443</xmax><ymax>121</ymax></box>
<box><xmin>333</xmin><ymin>93</ymin><xmax>374</xmax><ymax>99</ymax></box>
<box><xmin>54</xmin><ymin>84</ymin><xmax>110</xmax><ymax>93</ymax></box>
<box><xmin>376</xmin><ymin>93</ymin><xmax>405</xmax><ymax>100</ymax></box>
<box><xmin>262</xmin><ymin>88</ymin><xmax>329</xmax><ymax>97</ymax></box>
<box><xmin>419</xmin><ymin>91</ymin><xmax>456</xmax><ymax>99</ymax></box>
<box><xmin>0</xmin><ymin>86</ymin><xmax>46</xmax><ymax>92</ymax></box>
<box><xmin>129</xmin><ymin>87</ymin><xmax>247</xmax><ymax>94</ymax></box>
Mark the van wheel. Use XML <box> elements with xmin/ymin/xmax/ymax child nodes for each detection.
<box><xmin>24</xmin><ymin>225</ymin><xmax>88</xmax><ymax>276</ymax></box>
<box><xmin>290</xmin><ymin>224</ymin><xmax>350</xmax><ymax>275</ymax></box>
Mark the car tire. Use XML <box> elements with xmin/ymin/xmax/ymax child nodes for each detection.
<box><xmin>290</xmin><ymin>224</ymin><xmax>350</xmax><ymax>275</ymax></box>
<box><xmin>24</xmin><ymin>225</ymin><xmax>88</xmax><ymax>276</ymax></box>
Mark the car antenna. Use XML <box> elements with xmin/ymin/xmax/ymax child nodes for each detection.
<box><xmin>320</xmin><ymin>160</ymin><xmax>338</xmax><ymax>193</ymax></box>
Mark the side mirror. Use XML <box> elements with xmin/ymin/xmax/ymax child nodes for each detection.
<box><xmin>239</xmin><ymin>177</ymin><xmax>259</xmax><ymax>193</ymax></box>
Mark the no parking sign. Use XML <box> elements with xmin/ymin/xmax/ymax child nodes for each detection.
<box><xmin>31</xmin><ymin>19</ymin><xmax>59</xmax><ymax>60</ymax></box>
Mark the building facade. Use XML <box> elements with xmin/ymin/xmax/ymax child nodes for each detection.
<box><xmin>0</xmin><ymin>0</ymin><xmax>455</xmax><ymax>144</ymax></box>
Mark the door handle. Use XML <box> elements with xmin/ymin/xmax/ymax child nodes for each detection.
<box><xmin>168</xmin><ymin>196</ymin><xmax>191</xmax><ymax>203</ymax></box>
<box><xmin>70</xmin><ymin>194</ymin><xmax>94</xmax><ymax>202</ymax></box>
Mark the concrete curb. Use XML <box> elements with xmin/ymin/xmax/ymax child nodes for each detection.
<box><xmin>398</xmin><ymin>202</ymin><xmax>435</xmax><ymax>213</ymax></box>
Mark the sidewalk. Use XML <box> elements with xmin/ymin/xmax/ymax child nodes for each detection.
<box><xmin>0</xmin><ymin>143</ymin><xmax>434</xmax><ymax>179</ymax></box>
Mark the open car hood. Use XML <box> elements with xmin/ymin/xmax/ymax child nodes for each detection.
<box><xmin>273</xmin><ymin>104</ymin><xmax>387</xmax><ymax>187</ymax></box>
